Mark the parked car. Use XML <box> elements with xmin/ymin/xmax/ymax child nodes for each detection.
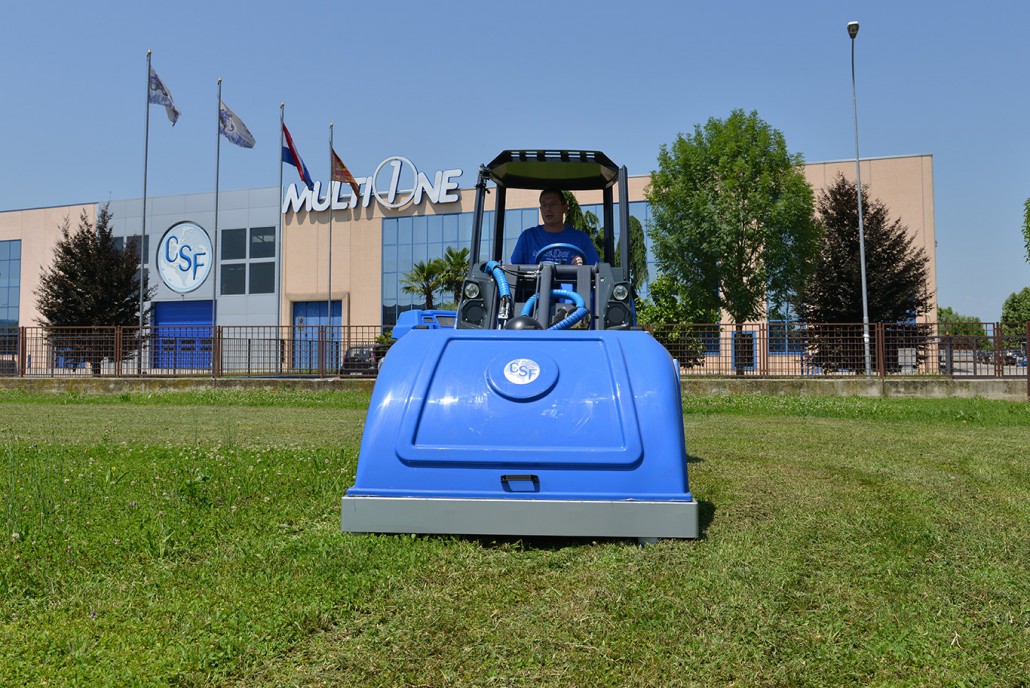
<box><xmin>341</xmin><ymin>343</ymin><xmax>390</xmax><ymax>375</ymax></box>
<box><xmin>976</xmin><ymin>349</ymin><xmax>1028</xmax><ymax>366</ymax></box>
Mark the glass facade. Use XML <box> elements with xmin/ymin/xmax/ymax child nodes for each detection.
<box><xmin>0</xmin><ymin>240</ymin><xmax>20</xmax><ymax>328</ymax></box>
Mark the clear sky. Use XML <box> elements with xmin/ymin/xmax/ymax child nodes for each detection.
<box><xmin>3</xmin><ymin>0</ymin><xmax>1028</xmax><ymax>321</ymax></box>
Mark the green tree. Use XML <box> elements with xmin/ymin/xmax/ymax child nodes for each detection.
<box><xmin>636</xmin><ymin>274</ymin><xmax>717</xmax><ymax>325</ymax></box>
<box><xmin>937</xmin><ymin>305</ymin><xmax>987</xmax><ymax>357</ymax></box>
<box><xmin>635</xmin><ymin>274</ymin><xmax>717</xmax><ymax>369</ymax></box>
<box><xmin>648</xmin><ymin>109</ymin><xmax>818</xmax><ymax>372</ymax></box>
<box><xmin>1000</xmin><ymin>287</ymin><xmax>1030</xmax><ymax>340</ymax></box>
<box><xmin>400</xmin><ymin>259</ymin><xmax>446</xmax><ymax>309</ymax></box>
<box><xmin>648</xmin><ymin>110</ymin><xmax>818</xmax><ymax>322</ymax></box>
<box><xmin>937</xmin><ymin>306</ymin><xmax>985</xmax><ymax>337</ymax></box>
<box><xmin>563</xmin><ymin>193</ymin><xmax>648</xmax><ymax>293</ymax></box>
<box><xmin>438</xmin><ymin>246</ymin><xmax>470</xmax><ymax>307</ymax></box>
<box><xmin>798</xmin><ymin>175</ymin><xmax>933</xmax><ymax>372</ymax></box>
<box><xmin>36</xmin><ymin>204</ymin><xmax>152</xmax><ymax>375</ymax></box>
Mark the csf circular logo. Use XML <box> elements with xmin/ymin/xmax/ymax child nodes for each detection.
<box><xmin>157</xmin><ymin>222</ymin><xmax>212</xmax><ymax>294</ymax></box>
<box><xmin>503</xmin><ymin>358</ymin><xmax>541</xmax><ymax>385</ymax></box>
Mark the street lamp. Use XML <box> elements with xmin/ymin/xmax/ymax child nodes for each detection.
<box><xmin>849</xmin><ymin>20</ymin><xmax>872</xmax><ymax>379</ymax></box>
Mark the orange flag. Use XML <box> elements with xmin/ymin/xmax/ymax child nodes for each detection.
<box><xmin>331</xmin><ymin>147</ymin><xmax>360</xmax><ymax>198</ymax></box>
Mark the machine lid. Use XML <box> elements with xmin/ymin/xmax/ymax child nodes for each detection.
<box><xmin>394</xmin><ymin>334</ymin><xmax>643</xmax><ymax>469</ymax></box>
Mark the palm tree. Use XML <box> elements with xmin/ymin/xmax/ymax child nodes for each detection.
<box><xmin>439</xmin><ymin>246</ymin><xmax>470</xmax><ymax>306</ymax></box>
<box><xmin>400</xmin><ymin>259</ymin><xmax>446</xmax><ymax>309</ymax></box>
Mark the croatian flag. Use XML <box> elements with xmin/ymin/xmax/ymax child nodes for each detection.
<box><xmin>281</xmin><ymin>123</ymin><xmax>314</xmax><ymax>190</ymax></box>
<box><xmin>218</xmin><ymin>100</ymin><xmax>256</xmax><ymax>148</ymax></box>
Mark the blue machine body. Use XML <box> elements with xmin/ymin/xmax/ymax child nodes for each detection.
<box><xmin>347</xmin><ymin>328</ymin><xmax>692</xmax><ymax>505</ymax></box>
<box><xmin>342</xmin><ymin>150</ymin><xmax>698</xmax><ymax>539</ymax></box>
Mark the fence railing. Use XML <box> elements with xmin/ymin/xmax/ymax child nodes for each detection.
<box><xmin>641</xmin><ymin>322</ymin><xmax>1028</xmax><ymax>379</ymax></box>
<box><xmin>0</xmin><ymin>322</ymin><xmax>1027</xmax><ymax>381</ymax></box>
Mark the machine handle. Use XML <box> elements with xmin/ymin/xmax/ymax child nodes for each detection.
<box><xmin>500</xmin><ymin>474</ymin><xmax>540</xmax><ymax>491</ymax></box>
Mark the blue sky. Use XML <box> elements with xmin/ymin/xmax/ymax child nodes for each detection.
<box><xmin>3</xmin><ymin>0</ymin><xmax>1028</xmax><ymax>321</ymax></box>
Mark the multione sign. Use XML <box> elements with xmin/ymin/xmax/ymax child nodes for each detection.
<box><xmin>157</xmin><ymin>222</ymin><xmax>212</xmax><ymax>294</ymax></box>
<box><xmin>282</xmin><ymin>156</ymin><xmax>462</xmax><ymax>214</ymax></box>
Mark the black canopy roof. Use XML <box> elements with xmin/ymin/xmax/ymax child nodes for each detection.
<box><xmin>485</xmin><ymin>150</ymin><xmax>620</xmax><ymax>191</ymax></box>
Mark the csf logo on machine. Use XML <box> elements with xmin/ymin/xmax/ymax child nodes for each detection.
<box><xmin>157</xmin><ymin>221</ymin><xmax>212</xmax><ymax>294</ymax></box>
<box><xmin>503</xmin><ymin>358</ymin><xmax>540</xmax><ymax>385</ymax></box>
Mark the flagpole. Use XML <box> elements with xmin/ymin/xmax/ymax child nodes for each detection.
<box><xmin>139</xmin><ymin>50</ymin><xmax>152</xmax><ymax>375</ymax></box>
<box><xmin>328</xmin><ymin>122</ymin><xmax>334</xmax><ymax>331</ymax></box>
<box><xmin>213</xmin><ymin>78</ymin><xmax>222</xmax><ymax>365</ymax></box>
<box><xmin>277</xmin><ymin>103</ymin><xmax>285</xmax><ymax>334</ymax></box>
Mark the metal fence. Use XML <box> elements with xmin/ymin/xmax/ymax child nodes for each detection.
<box><xmin>1</xmin><ymin>322</ymin><xmax>1027</xmax><ymax>381</ymax></box>
<box><xmin>642</xmin><ymin>322</ymin><xmax>1029</xmax><ymax>379</ymax></box>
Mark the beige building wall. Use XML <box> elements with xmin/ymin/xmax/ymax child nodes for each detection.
<box><xmin>0</xmin><ymin>203</ymin><xmax>96</xmax><ymax>328</ymax></box>
<box><xmin>803</xmin><ymin>154</ymin><xmax>937</xmax><ymax>323</ymax></box>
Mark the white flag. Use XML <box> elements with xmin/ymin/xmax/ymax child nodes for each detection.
<box><xmin>218</xmin><ymin>101</ymin><xmax>256</xmax><ymax>148</ymax></box>
<box><xmin>148</xmin><ymin>65</ymin><xmax>181</xmax><ymax>125</ymax></box>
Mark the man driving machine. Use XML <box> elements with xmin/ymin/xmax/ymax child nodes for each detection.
<box><xmin>510</xmin><ymin>189</ymin><xmax>601</xmax><ymax>265</ymax></box>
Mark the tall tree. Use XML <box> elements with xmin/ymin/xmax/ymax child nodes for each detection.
<box><xmin>798</xmin><ymin>175</ymin><xmax>933</xmax><ymax>372</ymax></box>
<box><xmin>36</xmin><ymin>204</ymin><xmax>151</xmax><ymax>375</ymax></box>
<box><xmin>438</xmin><ymin>246</ymin><xmax>470</xmax><ymax>307</ymax></box>
<box><xmin>648</xmin><ymin>109</ymin><xmax>818</xmax><ymax>372</ymax></box>
<box><xmin>400</xmin><ymin>259</ymin><xmax>446</xmax><ymax>309</ymax></box>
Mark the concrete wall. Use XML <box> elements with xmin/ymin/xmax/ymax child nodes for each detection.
<box><xmin>0</xmin><ymin>376</ymin><xmax>1024</xmax><ymax>401</ymax></box>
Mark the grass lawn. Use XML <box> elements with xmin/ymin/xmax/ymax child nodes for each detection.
<box><xmin>1</xmin><ymin>389</ymin><xmax>1027</xmax><ymax>687</ymax></box>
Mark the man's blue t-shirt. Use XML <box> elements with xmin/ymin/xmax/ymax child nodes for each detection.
<box><xmin>510</xmin><ymin>225</ymin><xmax>601</xmax><ymax>265</ymax></box>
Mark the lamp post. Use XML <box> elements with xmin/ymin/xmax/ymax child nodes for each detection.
<box><xmin>849</xmin><ymin>20</ymin><xmax>873</xmax><ymax>379</ymax></box>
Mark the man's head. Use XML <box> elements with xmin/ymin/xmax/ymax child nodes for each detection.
<box><xmin>539</xmin><ymin>189</ymin><xmax>568</xmax><ymax>230</ymax></box>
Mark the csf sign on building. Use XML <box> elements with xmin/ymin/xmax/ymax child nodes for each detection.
<box><xmin>282</xmin><ymin>156</ymin><xmax>462</xmax><ymax>214</ymax></box>
<box><xmin>157</xmin><ymin>221</ymin><xmax>212</xmax><ymax>293</ymax></box>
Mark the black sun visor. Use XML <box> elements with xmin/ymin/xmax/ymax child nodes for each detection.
<box><xmin>485</xmin><ymin>150</ymin><xmax>620</xmax><ymax>191</ymax></box>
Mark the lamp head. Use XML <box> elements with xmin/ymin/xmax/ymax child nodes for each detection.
<box><xmin>848</xmin><ymin>21</ymin><xmax>859</xmax><ymax>39</ymax></box>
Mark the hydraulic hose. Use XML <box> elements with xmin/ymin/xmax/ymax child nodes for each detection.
<box><xmin>521</xmin><ymin>289</ymin><xmax>589</xmax><ymax>329</ymax></box>
<box><xmin>485</xmin><ymin>261</ymin><xmax>511</xmax><ymax>299</ymax></box>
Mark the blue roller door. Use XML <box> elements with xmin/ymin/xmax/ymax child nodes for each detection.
<box><xmin>152</xmin><ymin>301</ymin><xmax>212</xmax><ymax>370</ymax></box>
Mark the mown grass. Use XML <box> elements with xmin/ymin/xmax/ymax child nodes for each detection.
<box><xmin>1</xmin><ymin>390</ymin><xmax>1027</xmax><ymax>686</ymax></box>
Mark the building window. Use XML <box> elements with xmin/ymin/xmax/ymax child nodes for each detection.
<box><xmin>249</xmin><ymin>262</ymin><xmax>275</xmax><ymax>294</ymax></box>
<box><xmin>250</xmin><ymin>226</ymin><xmax>275</xmax><ymax>259</ymax></box>
<box><xmin>113</xmin><ymin>235</ymin><xmax>150</xmax><ymax>256</ymax></box>
<box><xmin>222</xmin><ymin>228</ymin><xmax>247</xmax><ymax>260</ymax></box>
<box><xmin>221</xmin><ymin>264</ymin><xmax>245</xmax><ymax>295</ymax></box>
<box><xmin>0</xmin><ymin>240</ymin><xmax>21</xmax><ymax>332</ymax></box>
<box><xmin>769</xmin><ymin>321</ymin><xmax>807</xmax><ymax>355</ymax></box>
